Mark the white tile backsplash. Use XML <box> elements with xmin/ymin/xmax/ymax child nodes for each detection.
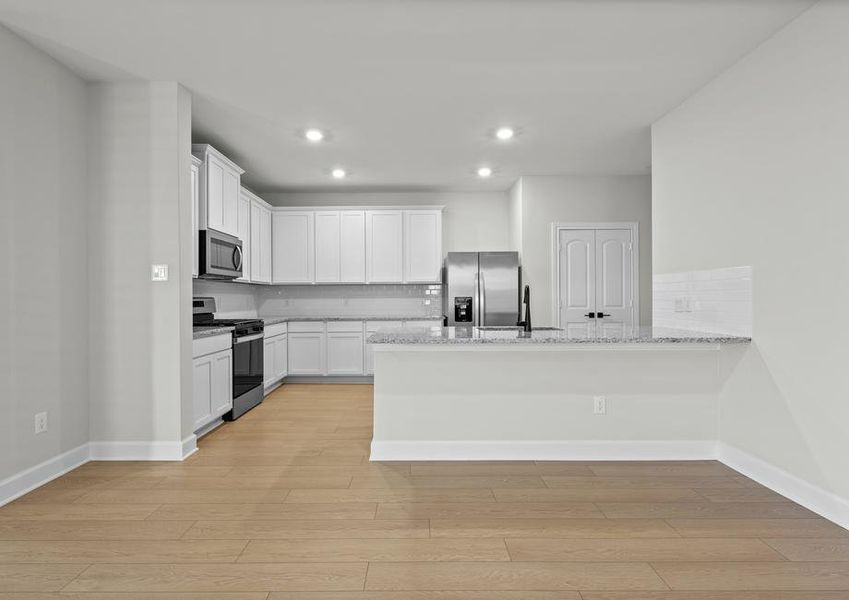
<box><xmin>192</xmin><ymin>280</ymin><xmax>260</xmax><ymax>318</ymax></box>
<box><xmin>192</xmin><ymin>280</ymin><xmax>443</xmax><ymax>319</ymax></box>
<box><xmin>257</xmin><ymin>284</ymin><xmax>442</xmax><ymax>317</ymax></box>
<box><xmin>653</xmin><ymin>266</ymin><xmax>752</xmax><ymax>336</ymax></box>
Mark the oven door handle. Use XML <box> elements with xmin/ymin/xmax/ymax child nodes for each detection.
<box><xmin>233</xmin><ymin>333</ymin><xmax>263</xmax><ymax>344</ymax></box>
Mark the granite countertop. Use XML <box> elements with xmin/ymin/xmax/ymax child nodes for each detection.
<box><xmin>367</xmin><ymin>325</ymin><xmax>751</xmax><ymax>346</ymax></box>
<box><xmin>192</xmin><ymin>325</ymin><xmax>234</xmax><ymax>340</ymax></box>
<box><xmin>262</xmin><ymin>315</ymin><xmax>443</xmax><ymax>325</ymax></box>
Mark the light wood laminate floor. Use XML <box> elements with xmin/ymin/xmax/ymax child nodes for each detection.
<box><xmin>1</xmin><ymin>383</ymin><xmax>847</xmax><ymax>599</ymax></box>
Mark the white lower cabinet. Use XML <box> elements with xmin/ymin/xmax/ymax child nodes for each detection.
<box><xmin>192</xmin><ymin>334</ymin><xmax>232</xmax><ymax>432</ymax></box>
<box><xmin>273</xmin><ymin>335</ymin><xmax>288</xmax><ymax>380</ymax></box>
<box><xmin>288</xmin><ymin>322</ymin><xmax>326</xmax><ymax>375</ymax></box>
<box><xmin>264</xmin><ymin>323</ymin><xmax>289</xmax><ymax>391</ymax></box>
<box><xmin>327</xmin><ymin>322</ymin><xmax>364</xmax><ymax>375</ymax></box>
<box><xmin>263</xmin><ymin>337</ymin><xmax>276</xmax><ymax>388</ymax></box>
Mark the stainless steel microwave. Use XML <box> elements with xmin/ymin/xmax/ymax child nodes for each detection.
<box><xmin>199</xmin><ymin>229</ymin><xmax>243</xmax><ymax>279</ymax></box>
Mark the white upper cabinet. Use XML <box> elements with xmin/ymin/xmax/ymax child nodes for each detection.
<box><xmin>259</xmin><ymin>206</ymin><xmax>272</xmax><ymax>283</ymax></box>
<box><xmin>190</xmin><ymin>155</ymin><xmax>201</xmax><ymax>278</ymax></box>
<box><xmin>404</xmin><ymin>209</ymin><xmax>442</xmax><ymax>283</ymax></box>
<box><xmin>243</xmin><ymin>187</ymin><xmax>272</xmax><ymax>285</ymax></box>
<box><xmin>236</xmin><ymin>189</ymin><xmax>251</xmax><ymax>282</ymax></box>
<box><xmin>273</xmin><ymin>211</ymin><xmax>315</xmax><ymax>283</ymax></box>
<box><xmin>366</xmin><ymin>210</ymin><xmax>404</xmax><ymax>283</ymax></box>
<box><xmin>314</xmin><ymin>211</ymin><xmax>341</xmax><ymax>283</ymax></box>
<box><xmin>340</xmin><ymin>210</ymin><xmax>366</xmax><ymax>283</ymax></box>
<box><xmin>192</xmin><ymin>144</ymin><xmax>245</xmax><ymax>238</ymax></box>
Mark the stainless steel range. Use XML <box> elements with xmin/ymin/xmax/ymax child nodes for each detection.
<box><xmin>192</xmin><ymin>297</ymin><xmax>264</xmax><ymax>420</ymax></box>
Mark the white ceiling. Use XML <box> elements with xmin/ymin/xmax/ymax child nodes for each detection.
<box><xmin>0</xmin><ymin>0</ymin><xmax>814</xmax><ymax>192</ymax></box>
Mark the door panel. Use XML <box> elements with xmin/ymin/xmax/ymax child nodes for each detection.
<box><xmin>315</xmin><ymin>211</ymin><xmax>341</xmax><ymax>282</ymax></box>
<box><xmin>207</xmin><ymin>159</ymin><xmax>224</xmax><ymax>233</ymax></box>
<box><xmin>595</xmin><ymin>229</ymin><xmax>633</xmax><ymax>330</ymax></box>
<box><xmin>288</xmin><ymin>332</ymin><xmax>325</xmax><ymax>375</ymax></box>
<box><xmin>263</xmin><ymin>338</ymin><xmax>275</xmax><ymax>388</ymax></box>
<box><xmin>222</xmin><ymin>168</ymin><xmax>240</xmax><ymax>236</ymax></box>
<box><xmin>478</xmin><ymin>252</ymin><xmax>519</xmax><ymax>326</ymax></box>
<box><xmin>558</xmin><ymin>228</ymin><xmax>634</xmax><ymax>334</ymax></box>
<box><xmin>327</xmin><ymin>332</ymin><xmax>364</xmax><ymax>375</ymax></box>
<box><xmin>559</xmin><ymin>230</ymin><xmax>596</xmax><ymax>336</ymax></box>
<box><xmin>273</xmin><ymin>211</ymin><xmax>315</xmax><ymax>283</ymax></box>
<box><xmin>445</xmin><ymin>252</ymin><xmax>478</xmax><ymax>326</ymax></box>
<box><xmin>404</xmin><ymin>210</ymin><xmax>442</xmax><ymax>283</ymax></box>
<box><xmin>210</xmin><ymin>350</ymin><xmax>233</xmax><ymax>416</ymax></box>
<box><xmin>366</xmin><ymin>210</ymin><xmax>403</xmax><ymax>282</ymax></box>
<box><xmin>274</xmin><ymin>335</ymin><xmax>288</xmax><ymax>380</ymax></box>
<box><xmin>192</xmin><ymin>356</ymin><xmax>212</xmax><ymax>430</ymax></box>
<box><xmin>340</xmin><ymin>211</ymin><xmax>366</xmax><ymax>282</ymax></box>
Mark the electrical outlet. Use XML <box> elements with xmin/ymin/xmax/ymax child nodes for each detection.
<box><xmin>593</xmin><ymin>396</ymin><xmax>606</xmax><ymax>415</ymax></box>
<box><xmin>34</xmin><ymin>412</ymin><xmax>48</xmax><ymax>434</ymax></box>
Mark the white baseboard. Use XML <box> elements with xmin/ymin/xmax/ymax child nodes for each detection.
<box><xmin>0</xmin><ymin>443</ymin><xmax>90</xmax><ymax>507</ymax></box>
<box><xmin>370</xmin><ymin>440</ymin><xmax>718</xmax><ymax>461</ymax></box>
<box><xmin>90</xmin><ymin>435</ymin><xmax>197</xmax><ymax>461</ymax></box>
<box><xmin>719</xmin><ymin>442</ymin><xmax>849</xmax><ymax>531</ymax></box>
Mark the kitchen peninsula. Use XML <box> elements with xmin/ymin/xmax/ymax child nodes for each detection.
<box><xmin>369</xmin><ymin>325</ymin><xmax>750</xmax><ymax>461</ymax></box>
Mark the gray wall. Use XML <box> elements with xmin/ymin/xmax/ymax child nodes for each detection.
<box><xmin>0</xmin><ymin>25</ymin><xmax>90</xmax><ymax>480</ymax></box>
<box><xmin>516</xmin><ymin>175</ymin><xmax>652</xmax><ymax>327</ymax></box>
<box><xmin>87</xmin><ymin>82</ymin><xmax>194</xmax><ymax>446</ymax></box>
<box><xmin>264</xmin><ymin>191</ymin><xmax>511</xmax><ymax>254</ymax></box>
<box><xmin>652</xmin><ymin>2</ymin><xmax>849</xmax><ymax>505</ymax></box>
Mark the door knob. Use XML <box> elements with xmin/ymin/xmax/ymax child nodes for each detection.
<box><xmin>583</xmin><ymin>312</ymin><xmax>596</xmax><ymax>319</ymax></box>
<box><xmin>598</xmin><ymin>313</ymin><xmax>611</xmax><ymax>319</ymax></box>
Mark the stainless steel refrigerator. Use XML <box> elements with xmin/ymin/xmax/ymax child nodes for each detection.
<box><xmin>445</xmin><ymin>252</ymin><xmax>520</xmax><ymax>326</ymax></box>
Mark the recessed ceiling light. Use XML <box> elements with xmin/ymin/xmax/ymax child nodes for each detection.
<box><xmin>477</xmin><ymin>166</ymin><xmax>493</xmax><ymax>178</ymax></box>
<box><xmin>304</xmin><ymin>128</ymin><xmax>325</xmax><ymax>142</ymax></box>
<box><xmin>495</xmin><ymin>127</ymin><xmax>514</xmax><ymax>141</ymax></box>
<box><xmin>331</xmin><ymin>168</ymin><xmax>346</xmax><ymax>179</ymax></box>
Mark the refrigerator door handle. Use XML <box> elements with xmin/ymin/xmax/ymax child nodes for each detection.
<box><xmin>480</xmin><ymin>272</ymin><xmax>486</xmax><ymax>326</ymax></box>
<box><xmin>474</xmin><ymin>272</ymin><xmax>480</xmax><ymax>326</ymax></box>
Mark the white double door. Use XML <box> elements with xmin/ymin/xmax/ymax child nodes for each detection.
<box><xmin>558</xmin><ymin>228</ymin><xmax>635</xmax><ymax>335</ymax></box>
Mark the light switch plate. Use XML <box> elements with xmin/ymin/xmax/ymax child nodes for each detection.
<box><xmin>151</xmin><ymin>264</ymin><xmax>169</xmax><ymax>282</ymax></box>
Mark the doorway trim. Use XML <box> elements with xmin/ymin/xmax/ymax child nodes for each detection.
<box><xmin>550</xmin><ymin>222</ymin><xmax>640</xmax><ymax>329</ymax></box>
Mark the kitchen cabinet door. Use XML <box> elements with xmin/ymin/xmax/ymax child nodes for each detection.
<box><xmin>327</xmin><ymin>331</ymin><xmax>364</xmax><ymax>375</ymax></box>
<box><xmin>260</xmin><ymin>205</ymin><xmax>272</xmax><ymax>283</ymax></box>
<box><xmin>340</xmin><ymin>211</ymin><xmax>366</xmax><ymax>283</ymax></box>
<box><xmin>210</xmin><ymin>349</ymin><xmax>233</xmax><ymax>416</ymax></box>
<box><xmin>190</xmin><ymin>157</ymin><xmax>201</xmax><ymax>278</ymax></box>
<box><xmin>236</xmin><ymin>190</ymin><xmax>251</xmax><ymax>282</ymax></box>
<box><xmin>192</xmin><ymin>354</ymin><xmax>213</xmax><ymax>430</ymax></box>
<box><xmin>314</xmin><ymin>211</ymin><xmax>341</xmax><ymax>282</ymax></box>
<box><xmin>365</xmin><ymin>321</ymin><xmax>404</xmax><ymax>375</ymax></box>
<box><xmin>274</xmin><ymin>334</ymin><xmax>288</xmax><ymax>380</ymax></box>
<box><xmin>222</xmin><ymin>167</ymin><xmax>240</xmax><ymax>237</ymax></box>
<box><xmin>288</xmin><ymin>332</ymin><xmax>325</xmax><ymax>375</ymax></box>
<box><xmin>193</xmin><ymin>145</ymin><xmax>244</xmax><ymax>238</ymax></box>
<box><xmin>273</xmin><ymin>211</ymin><xmax>315</xmax><ymax>283</ymax></box>
<box><xmin>404</xmin><ymin>209</ymin><xmax>442</xmax><ymax>283</ymax></box>
<box><xmin>205</xmin><ymin>157</ymin><xmax>225</xmax><ymax>233</ymax></box>
<box><xmin>366</xmin><ymin>210</ymin><xmax>403</xmax><ymax>282</ymax></box>
<box><xmin>263</xmin><ymin>337</ymin><xmax>276</xmax><ymax>388</ymax></box>
<box><xmin>250</xmin><ymin>201</ymin><xmax>262</xmax><ymax>282</ymax></box>
<box><xmin>193</xmin><ymin>348</ymin><xmax>232</xmax><ymax>431</ymax></box>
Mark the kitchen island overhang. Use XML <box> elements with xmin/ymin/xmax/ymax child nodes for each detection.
<box><xmin>369</xmin><ymin>326</ymin><xmax>750</xmax><ymax>461</ymax></box>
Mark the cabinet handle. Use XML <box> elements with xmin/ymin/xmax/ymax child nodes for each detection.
<box><xmin>584</xmin><ymin>312</ymin><xmax>596</xmax><ymax>319</ymax></box>
<box><xmin>598</xmin><ymin>313</ymin><xmax>611</xmax><ymax>319</ymax></box>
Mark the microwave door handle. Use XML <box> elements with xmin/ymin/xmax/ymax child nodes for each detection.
<box><xmin>233</xmin><ymin>245</ymin><xmax>243</xmax><ymax>271</ymax></box>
